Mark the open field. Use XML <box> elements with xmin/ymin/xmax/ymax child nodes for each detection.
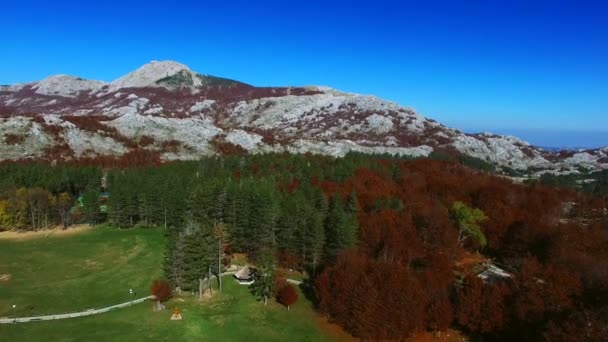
<box><xmin>0</xmin><ymin>226</ymin><xmax>353</xmax><ymax>341</ymax></box>
<box><xmin>0</xmin><ymin>226</ymin><xmax>163</xmax><ymax>318</ymax></box>
<box><xmin>1</xmin><ymin>278</ymin><xmax>348</xmax><ymax>341</ymax></box>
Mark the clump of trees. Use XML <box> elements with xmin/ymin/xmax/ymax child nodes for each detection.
<box><xmin>0</xmin><ymin>164</ymin><xmax>101</xmax><ymax>231</ymax></box>
<box><xmin>0</xmin><ymin>188</ymin><xmax>79</xmax><ymax>230</ymax></box>
<box><xmin>1</xmin><ymin>153</ymin><xmax>606</xmax><ymax>340</ymax></box>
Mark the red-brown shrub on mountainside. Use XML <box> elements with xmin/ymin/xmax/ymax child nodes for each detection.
<box><xmin>412</xmin><ymin>199</ymin><xmax>458</xmax><ymax>249</ymax></box>
<box><xmin>519</xmin><ymin>184</ymin><xmax>563</xmax><ymax>225</ymax></box>
<box><xmin>419</xmin><ymin>251</ymin><xmax>455</xmax><ymax>331</ymax></box>
<box><xmin>4</xmin><ymin>133</ymin><xmax>25</xmax><ymax>145</ymax></box>
<box><xmin>118</xmin><ymin>149</ymin><xmax>162</xmax><ymax>167</ymax></box>
<box><xmin>308</xmin><ymin>157</ymin><xmax>608</xmax><ymax>339</ymax></box>
<box><xmin>210</xmin><ymin>136</ymin><xmax>246</xmax><ymax>155</ymax></box>
<box><xmin>43</xmin><ymin>142</ymin><xmax>75</xmax><ymax>160</ymax></box>
<box><xmin>159</xmin><ymin>139</ymin><xmax>182</xmax><ymax>153</ymax></box>
<box><xmin>138</xmin><ymin>135</ymin><xmax>155</xmax><ymax>147</ymax></box>
<box><xmin>455</xmin><ymin>275</ymin><xmax>511</xmax><ymax>333</ymax></box>
<box><xmin>358</xmin><ymin>209</ymin><xmax>424</xmax><ymax>265</ymax></box>
<box><xmin>549</xmin><ymin>224</ymin><xmax>608</xmax><ymax>304</ymax></box>
<box><xmin>63</xmin><ymin>115</ymin><xmax>137</xmax><ymax>148</ymax></box>
<box><xmin>543</xmin><ymin>306</ymin><xmax>608</xmax><ymax>341</ymax></box>
<box><xmin>32</xmin><ymin>116</ymin><xmax>63</xmax><ymax>139</ymax></box>
<box><xmin>316</xmin><ymin>251</ymin><xmax>430</xmax><ymax>339</ymax></box>
<box><xmin>0</xmin><ymin>105</ymin><xmax>15</xmax><ymax>116</ymax></box>
<box><xmin>63</xmin><ymin>115</ymin><xmax>115</xmax><ymax>133</ymax></box>
<box><xmin>472</xmin><ymin>181</ymin><xmax>516</xmax><ymax>250</ymax></box>
<box><xmin>512</xmin><ymin>258</ymin><xmax>582</xmax><ymax>323</ymax></box>
<box><xmin>344</xmin><ymin>167</ymin><xmax>396</xmax><ymax>212</ymax></box>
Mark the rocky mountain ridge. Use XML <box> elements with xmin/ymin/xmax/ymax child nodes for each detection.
<box><xmin>1</xmin><ymin>60</ymin><xmax>606</xmax><ymax>173</ymax></box>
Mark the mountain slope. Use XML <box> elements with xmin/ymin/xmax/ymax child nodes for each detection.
<box><xmin>0</xmin><ymin>60</ymin><xmax>606</xmax><ymax>173</ymax></box>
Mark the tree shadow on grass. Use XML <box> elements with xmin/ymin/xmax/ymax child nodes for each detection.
<box><xmin>298</xmin><ymin>265</ymin><xmax>322</xmax><ymax>309</ymax></box>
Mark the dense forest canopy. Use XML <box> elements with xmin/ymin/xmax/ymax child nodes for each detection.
<box><xmin>534</xmin><ymin>168</ymin><xmax>608</xmax><ymax>197</ymax></box>
<box><xmin>0</xmin><ymin>153</ymin><xmax>606</xmax><ymax>340</ymax></box>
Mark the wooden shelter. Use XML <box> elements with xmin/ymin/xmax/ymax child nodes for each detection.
<box><xmin>233</xmin><ymin>266</ymin><xmax>254</xmax><ymax>285</ymax></box>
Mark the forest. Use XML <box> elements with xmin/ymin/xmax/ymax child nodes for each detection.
<box><xmin>535</xmin><ymin>168</ymin><xmax>608</xmax><ymax>197</ymax></box>
<box><xmin>0</xmin><ymin>153</ymin><xmax>606</xmax><ymax>340</ymax></box>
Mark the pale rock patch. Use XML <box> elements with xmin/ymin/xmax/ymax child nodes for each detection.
<box><xmin>33</xmin><ymin>75</ymin><xmax>105</xmax><ymax>97</ymax></box>
<box><xmin>225</xmin><ymin>130</ymin><xmax>263</xmax><ymax>150</ymax></box>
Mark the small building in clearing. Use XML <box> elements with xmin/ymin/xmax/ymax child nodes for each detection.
<box><xmin>455</xmin><ymin>252</ymin><xmax>512</xmax><ymax>285</ymax></box>
<box><xmin>233</xmin><ymin>266</ymin><xmax>255</xmax><ymax>285</ymax></box>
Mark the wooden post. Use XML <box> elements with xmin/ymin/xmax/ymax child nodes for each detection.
<box><xmin>218</xmin><ymin>239</ymin><xmax>222</xmax><ymax>292</ymax></box>
<box><xmin>208</xmin><ymin>266</ymin><xmax>213</xmax><ymax>295</ymax></box>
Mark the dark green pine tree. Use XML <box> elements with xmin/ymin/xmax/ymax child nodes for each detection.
<box><xmin>344</xmin><ymin>191</ymin><xmax>359</xmax><ymax>247</ymax></box>
<box><xmin>223</xmin><ymin>184</ymin><xmax>239</xmax><ymax>249</ymax></box>
<box><xmin>233</xmin><ymin>185</ymin><xmax>251</xmax><ymax>252</ymax></box>
<box><xmin>276</xmin><ymin>194</ymin><xmax>299</xmax><ymax>255</ymax></box>
<box><xmin>81</xmin><ymin>188</ymin><xmax>100</xmax><ymax>226</ymax></box>
<box><xmin>137</xmin><ymin>192</ymin><xmax>149</xmax><ymax>226</ymax></box>
<box><xmin>213</xmin><ymin>187</ymin><xmax>227</xmax><ymax>223</ymax></box>
<box><xmin>324</xmin><ymin>194</ymin><xmax>358</xmax><ymax>259</ymax></box>
<box><xmin>251</xmin><ymin>182</ymin><xmax>280</xmax><ymax>249</ymax></box>
<box><xmin>108</xmin><ymin>186</ymin><xmax>130</xmax><ymax>228</ymax></box>
<box><xmin>146</xmin><ymin>189</ymin><xmax>163</xmax><ymax>227</ymax></box>
<box><xmin>249</xmin><ymin>247</ymin><xmax>276</xmax><ymax>305</ymax></box>
<box><xmin>163</xmin><ymin>225</ymin><xmax>182</xmax><ymax>288</ymax></box>
<box><xmin>306</xmin><ymin>205</ymin><xmax>325</xmax><ymax>275</ymax></box>
<box><xmin>181</xmin><ymin>221</ymin><xmax>214</xmax><ymax>291</ymax></box>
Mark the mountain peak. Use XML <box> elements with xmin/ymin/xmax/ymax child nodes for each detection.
<box><xmin>108</xmin><ymin>60</ymin><xmax>191</xmax><ymax>91</ymax></box>
<box><xmin>33</xmin><ymin>74</ymin><xmax>105</xmax><ymax>97</ymax></box>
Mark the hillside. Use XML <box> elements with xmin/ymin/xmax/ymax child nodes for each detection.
<box><xmin>1</xmin><ymin>60</ymin><xmax>607</xmax><ymax>173</ymax></box>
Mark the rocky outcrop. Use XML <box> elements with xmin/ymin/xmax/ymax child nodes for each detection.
<box><xmin>0</xmin><ymin>60</ymin><xmax>605</xmax><ymax>173</ymax></box>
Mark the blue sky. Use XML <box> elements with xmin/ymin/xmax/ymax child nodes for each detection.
<box><xmin>1</xmin><ymin>0</ymin><xmax>607</xmax><ymax>147</ymax></box>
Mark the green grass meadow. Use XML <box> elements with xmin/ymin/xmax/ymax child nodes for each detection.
<box><xmin>0</xmin><ymin>227</ymin><xmax>347</xmax><ymax>341</ymax></box>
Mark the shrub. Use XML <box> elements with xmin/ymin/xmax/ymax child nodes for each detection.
<box><xmin>151</xmin><ymin>279</ymin><xmax>172</xmax><ymax>302</ymax></box>
<box><xmin>276</xmin><ymin>283</ymin><xmax>298</xmax><ymax>310</ymax></box>
<box><xmin>4</xmin><ymin>133</ymin><xmax>25</xmax><ymax>145</ymax></box>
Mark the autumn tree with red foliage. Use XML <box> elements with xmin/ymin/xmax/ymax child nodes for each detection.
<box><xmin>420</xmin><ymin>252</ymin><xmax>455</xmax><ymax>331</ymax></box>
<box><xmin>151</xmin><ymin>279</ymin><xmax>172</xmax><ymax>303</ymax></box>
<box><xmin>277</xmin><ymin>250</ymin><xmax>301</xmax><ymax>270</ymax></box>
<box><xmin>543</xmin><ymin>306</ymin><xmax>608</xmax><ymax>341</ymax></box>
<box><xmin>276</xmin><ymin>283</ymin><xmax>298</xmax><ymax>310</ymax></box>
<box><xmin>316</xmin><ymin>251</ymin><xmax>431</xmax><ymax>339</ymax></box>
<box><xmin>511</xmin><ymin>258</ymin><xmax>582</xmax><ymax>324</ymax></box>
<box><xmin>357</xmin><ymin>209</ymin><xmax>424</xmax><ymax>266</ymax></box>
<box><xmin>273</xmin><ymin>268</ymin><xmax>288</xmax><ymax>296</ymax></box>
<box><xmin>455</xmin><ymin>275</ymin><xmax>511</xmax><ymax>334</ymax></box>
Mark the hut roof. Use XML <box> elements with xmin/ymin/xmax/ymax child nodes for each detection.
<box><xmin>234</xmin><ymin>266</ymin><xmax>253</xmax><ymax>280</ymax></box>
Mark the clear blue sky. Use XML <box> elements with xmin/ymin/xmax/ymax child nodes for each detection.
<box><xmin>1</xmin><ymin>0</ymin><xmax>607</xmax><ymax>147</ymax></box>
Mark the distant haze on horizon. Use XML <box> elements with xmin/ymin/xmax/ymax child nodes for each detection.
<box><xmin>1</xmin><ymin>1</ymin><xmax>606</xmax><ymax>148</ymax></box>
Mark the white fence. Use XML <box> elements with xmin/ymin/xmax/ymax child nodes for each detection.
<box><xmin>0</xmin><ymin>296</ymin><xmax>154</xmax><ymax>324</ymax></box>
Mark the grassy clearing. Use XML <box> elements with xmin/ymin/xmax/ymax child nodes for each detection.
<box><xmin>1</xmin><ymin>278</ymin><xmax>344</xmax><ymax>341</ymax></box>
<box><xmin>0</xmin><ymin>226</ymin><xmax>164</xmax><ymax>318</ymax></box>
<box><xmin>0</xmin><ymin>226</ymin><xmax>352</xmax><ymax>341</ymax></box>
